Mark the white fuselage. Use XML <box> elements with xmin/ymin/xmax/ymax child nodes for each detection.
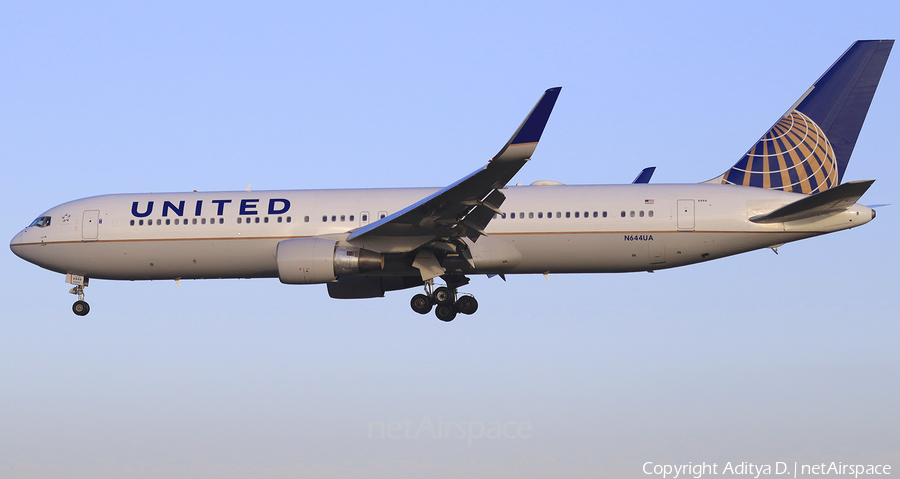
<box><xmin>9</xmin><ymin>183</ymin><xmax>873</xmax><ymax>281</ymax></box>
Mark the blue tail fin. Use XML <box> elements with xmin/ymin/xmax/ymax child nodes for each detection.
<box><xmin>714</xmin><ymin>40</ymin><xmax>893</xmax><ymax>194</ymax></box>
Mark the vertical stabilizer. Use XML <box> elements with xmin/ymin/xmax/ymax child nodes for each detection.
<box><xmin>713</xmin><ymin>40</ymin><xmax>893</xmax><ymax>194</ymax></box>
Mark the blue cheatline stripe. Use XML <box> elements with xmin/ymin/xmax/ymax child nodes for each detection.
<box><xmin>511</xmin><ymin>87</ymin><xmax>561</xmax><ymax>145</ymax></box>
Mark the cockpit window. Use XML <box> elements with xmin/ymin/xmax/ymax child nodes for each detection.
<box><xmin>29</xmin><ymin>216</ymin><xmax>51</xmax><ymax>228</ymax></box>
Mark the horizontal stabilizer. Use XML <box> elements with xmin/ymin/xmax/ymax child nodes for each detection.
<box><xmin>750</xmin><ymin>180</ymin><xmax>874</xmax><ymax>223</ymax></box>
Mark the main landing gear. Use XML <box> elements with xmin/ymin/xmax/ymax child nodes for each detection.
<box><xmin>410</xmin><ymin>276</ymin><xmax>478</xmax><ymax>322</ymax></box>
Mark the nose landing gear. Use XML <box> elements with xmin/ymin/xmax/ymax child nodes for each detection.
<box><xmin>66</xmin><ymin>274</ymin><xmax>90</xmax><ymax>316</ymax></box>
<box><xmin>70</xmin><ymin>285</ymin><xmax>90</xmax><ymax>316</ymax></box>
<box><xmin>409</xmin><ymin>276</ymin><xmax>478</xmax><ymax>322</ymax></box>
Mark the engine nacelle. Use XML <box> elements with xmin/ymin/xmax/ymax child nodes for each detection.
<box><xmin>276</xmin><ymin>238</ymin><xmax>383</xmax><ymax>284</ymax></box>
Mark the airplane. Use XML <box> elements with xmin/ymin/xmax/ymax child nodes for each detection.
<box><xmin>10</xmin><ymin>40</ymin><xmax>893</xmax><ymax>322</ymax></box>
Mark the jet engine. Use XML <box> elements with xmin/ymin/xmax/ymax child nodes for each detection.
<box><xmin>276</xmin><ymin>238</ymin><xmax>384</xmax><ymax>284</ymax></box>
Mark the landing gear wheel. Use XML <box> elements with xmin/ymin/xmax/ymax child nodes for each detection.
<box><xmin>433</xmin><ymin>287</ymin><xmax>454</xmax><ymax>306</ymax></box>
<box><xmin>434</xmin><ymin>304</ymin><xmax>457</xmax><ymax>322</ymax></box>
<box><xmin>410</xmin><ymin>294</ymin><xmax>433</xmax><ymax>314</ymax></box>
<box><xmin>72</xmin><ymin>300</ymin><xmax>90</xmax><ymax>316</ymax></box>
<box><xmin>455</xmin><ymin>295</ymin><xmax>478</xmax><ymax>315</ymax></box>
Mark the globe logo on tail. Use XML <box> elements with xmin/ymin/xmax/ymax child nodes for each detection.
<box><xmin>722</xmin><ymin>110</ymin><xmax>838</xmax><ymax>194</ymax></box>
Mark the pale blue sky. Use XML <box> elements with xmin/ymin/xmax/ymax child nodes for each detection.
<box><xmin>2</xmin><ymin>1</ymin><xmax>898</xmax><ymax>477</ymax></box>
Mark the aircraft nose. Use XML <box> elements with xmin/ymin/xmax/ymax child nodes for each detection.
<box><xmin>10</xmin><ymin>231</ymin><xmax>25</xmax><ymax>258</ymax></box>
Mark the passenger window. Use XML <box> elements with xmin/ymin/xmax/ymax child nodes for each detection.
<box><xmin>639</xmin><ymin>211</ymin><xmax>644</xmax><ymax>217</ymax></box>
<box><xmin>193</xmin><ymin>218</ymin><xmax>197</xmax><ymax>225</ymax></box>
<box><xmin>528</xmin><ymin>212</ymin><xmax>534</xmax><ymax>219</ymax></box>
<box><xmin>340</xmin><ymin>215</ymin><xmax>345</xmax><ymax>222</ymax></box>
<box><xmin>556</xmin><ymin>212</ymin><xmax>561</xmax><ymax>218</ymax></box>
<box><xmin>362</xmin><ymin>214</ymin><xmax>367</xmax><ymax>221</ymax></box>
<box><xmin>574</xmin><ymin>212</ymin><xmax>579</xmax><ymax>218</ymax></box>
<box><xmin>237</xmin><ymin>217</ymin><xmax>242</xmax><ymax>224</ymax></box>
<box><xmin>630</xmin><ymin>211</ymin><xmax>635</xmax><ymax>217</ymax></box>
<box><xmin>350</xmin><ymin>215</ymin><xmax>354</xmax><ymax>221</ymax></box>
<box><xmin>286</xmin><ymin>217</ymin><xmax>291</xmax><ymax>223</ymax></box>
<box><xmin>255</xmin><ymin>217</ymin><xmax>260</xmax><ymax>223</ymax></box>
<box><xmin>620</xmin><ymin>211</ymin><xmax>625</xmax><ymax>218</ymax></box>
<box><xmin>584</xmin><ymin>211</ymin><xmax>588</xmax><ymax>218</ymax></box>
<box><xmin>565</xmin><ymin>212</ymin><xmax>571</xmax><ymax>218</ymax></box>
<box><xmin>602</xmin><ymin>211</ymin><xmax>607</xmax><ymax>218</ymax></box>
<box><xmin>304</xmin><ymin>216</ymin><xmax>309</xmax><ymax>222</ymax></box>
<box><xmin>538</xmin><ymin>212</ymin><xmax>543</xmax><ymax>218</ymax></box>
<box><xmin>219</xmin><ymin>218</ymin><xmax>224</xmax><ymax>224</ymax></box>
<box><xmin>165</xmin><ymin>219</ymin><xmax>170</xmax><ymax>225</ymax></box>
<box><xmin>277</xmin><ymin>217</ymin><xmax>282</xmax><ymax>223</ymax></box>
<box><xmin>511</xmin><ymin>213</ymin><xmax>516</xmax><ymax>219</ymax></box>
<box><xmin>201</xmin><ymin>218</ymin><xmax>207</xmax><ymax>225</ymax></box>
<box><xmin>380</xmin><ymin>214</ymin><xmax>386</xmax><ymax>219</ymax></box>
<box><xmin>649</xmin><ymin>211</ymin><xmax>654</xmax><ymax>217</ymax></box>
<box><xmin>175</xmin><ymin>219</ymin><xmax>180</xmax><ymax>225</ymax></box>
<box><xmin>130</xmin><ymin>219</ymin><xmax>135</xmax><ymax>226</ymax></box>
<box><xmin>501</xmin><ymin>213</ymin><xmax>506</xmax><ymax>219</ymax></box>
<box><xmin>322</xmin><ymin>216</ymin><xmax>327</xmax><ymax>222</ymax></box>
<box><xmin>156</xmin><ymin>219</ymin><xmax>160</xmax><ymax>225</ymax></box>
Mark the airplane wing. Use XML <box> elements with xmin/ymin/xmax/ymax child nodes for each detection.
<box><xmin>347</xmin><ymin>87</ymin><xmax>561</xmax><ymax>255</ymax></box>
<box><xmin>750</xmin><ymin>180</ymin><xmax>875</xmax><ymax>223</ymax></box>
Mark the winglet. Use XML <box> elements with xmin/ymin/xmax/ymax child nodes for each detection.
<box><xmin>492</xmin><ymin>87</ymin><xmax>562</xmax><ymax>163</ymax></box>
<box><xmin>347</xmin><ymin>88</ymin><xmax>560</xmax><ymax>248</ymax></box>
<box><xmin>632</xmin><ymin>167</ymin><xmax>656</xmax><ymax>184</ymax></box>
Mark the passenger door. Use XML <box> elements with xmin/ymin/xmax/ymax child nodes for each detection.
<box><xmin>82</xmin><ymin>210</ymin><xmax>99</xmax><ymax>241</ymax></box>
